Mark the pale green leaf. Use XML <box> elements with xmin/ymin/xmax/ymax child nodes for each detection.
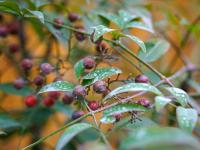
<box><xmin>103</xmin><ymin>83</ymin><xmax>162</xmax><ymax>101</ymax></box>
<box><xmin>138</xmin><ymin>39</ymin><xmax>170</xmax><ymax>63</ymax></box>
<box><xmin>176</xmin><ymin>107</ymin><xmax>198</xmax><ymax>133</ymax></box>
<box><xmin>56</xmin><ymin>123</ymin><xmax>93</xmax><ymax>150</ymax></box>
<box><xmin>38</xmin><ymin>81</ymin><xmax>75</xmax><ymax>94</ymax></box>
<box><xmin>165</xmin><ymin>87</ymin><xmax>189</xmax><ymax>107</ymax></box>
<box><xmin>155</xmin><ymin>96</ymin><xmax>171</xmax><ymax>112</ymax></box>
<box><xmin>74</xmin><ymin>59</ymin><xmax>84</xmax><ymax>79</ymax></box>
<box><xmin>100</xmin><ymin>116</ymin><xmax>116</xmax><ymax>124</ymax></box>
<box><xmin>125</xmin><ymin>21</ymin><xmax>154</xmax><ymax>33</ymax></box>
<box><xmin>27</xmin><ymin>10</ymin><xmax>44</xmax><ymax>23</ymax></box>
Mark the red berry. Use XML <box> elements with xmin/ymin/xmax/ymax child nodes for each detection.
<box><xmin>25</xmin><ymin>95</ymin><xmax>37</xmax><ymax>107</ymax></box>
<box><xmin>53</xmin><ymin>18</ymin><xmax>64</xmax><ymax>29</ymax></box>
<box><xmin>83</xmin><ymin>57</ymin><xmax>95</xmax><ymax>69</ymax></box>
<box><xmin>95</xmin><ymin>42</ymin><xmax>107</xmax><ymax>54</ymax></box>
<box><xmin>93</xmin><ymin>80</ymin><xmax>107</xmax><ymax>94</ymax></box>
<box><xmin>40</xmin><ymin>63</ymin><xmax>54</xmax><ymax>75</ymax></box>
<box><xmin>68</xmin><ymin>13</ymin><xmax>79</xmax><ymax>22</ymax></box>
<box><xmin>71</xmin><ymin>110</ymin><xmax>84</xmax><ymax>120</ymax></box>
<box><xmin>21</xmin><ymin>58</ymin><xmax>33</xmax><ymax>71</ymax></box>
<box><xmin>88</xmin><ymin>101</ymin><xmax>99</xmax><ymax>111</ymax></box>
<box><xmin>33</xmin><ymin>75</ymin><xmax>44</xmax><ymax>86</ymax></box>
<box><xmin>0</xmin><ymin>26</ymin><xmax>8</xmax><ymax>37</ymax></box>
<box><xmin>135</xmin><ymin>75</ymin><xmax>149</xmax><ymax>83</ymax></box>
<box><xmin>9</xmin><ymin>44</ymin><xmax>20</xmax><ymax>53</ymax></box>
<box><xmin>7</xmin><ymin>21</ymin><xmax>19</xmax><ymax>34</ymax></box>
<box><xmin>137</xmin><ymin>98</ymin><xmax>150</xmax><ymax>107</ymax></box>
<box><xmin>48</xmin><ymin>91</ymin><xmax>60</xmax><ymax>100</ymax></box>
<box><xmin>43</xmin><ymin>97</ymin><xmax>55</xmax><ymax>107</ymax></box>
<box><xmin>13</xmin><ymin>78</ymin><xmax>26</xmax><ymax>89</ymax></box>
<box><xmin>73</xmin><ymin>85</ymin><xmax>87</xmax><ymax>97</ymax></box>
<box><xmin>62</xmin><ymin>92</ymin><xmax>74</xmax><ymax>104</ymax></box>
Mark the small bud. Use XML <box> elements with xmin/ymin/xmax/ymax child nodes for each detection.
<box><xmin>53</xmin><ymin>18</ymin><xmax>64</xmax><ymax>29</ymax></box>
<box><xmin>25</xmin><ymin>95</ymin><xmax>37</xmax><ymax>107</ymax></box>
<box><xmin>73</xmin><ymin>85</ymin><xmax>87</xmax><ymax>97</ymax></box>
<box><xmin>62</xmin><ymin>92</ymin><xmax>74</xmax><ymax>104</ymax></box>
<box><xmin>135</xmin><ymin>75</ymin><xmax>149</xmax><ymax>83</ymax></box>
<box><xmin>68</xmin><ymin>13</ymin><xmax>79</xmax><ymax>22</ymax></box>
<box><xmin>33</xmin><ymin>75</ymin><xmax>44</xmax><ymax>86</ymax></box>
<box><xmin>21</xmin><ymin>58</ymin><xmax>33</xmax><ymax>71</ymax></box>
<box><xmin>137</xmin><ymin>98</ymin><xmax>150</xmax><ymax>107</ymax></box>
<box><xmin>40</xmin><ymin>63</ymin><xmax>54</xmax><ymax>75</ymax></box>
<box><xmin>0</xmin><ymin>26</ymin><xmax>8</xmax><ymax>37</ymax></box>
<box><xmin>83</xmin><ymin>57</ymin><xmax>95</xmax><ymax>69</ymax></box>
<box><xmin>13</xmin><ymin>78</ymin><xmax>26</xmax><ymax>89</ymax></box>
<box><xmin>9</xmin><ymin>44</ymin><xmax>20</xmax><ymax>53</ymax></box>
<box><xmin>71</xmin><ymin>110</ymin><xmax>84</xmax><ymax>120</ymax></box>
<box><xmin>114</xmin><ymin>113</ymin><xmax>122</xmax><ymax>122</ymax></box>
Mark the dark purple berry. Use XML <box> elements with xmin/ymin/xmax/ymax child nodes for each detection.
<box><xmin>68</xmin><ymin>13</ymin><xmax>79</xmax><ymax>22</ymax></box>
<box><xmin>83</xmin><ymin>57</ymin><xmax>95</xmax><ymax>69</ymax></box>
<box><xmin>53</xmin><ymin>18</ymin><xmax>64</xmax><ymax>29</ymax></box>
<box><xmin>9</xmin><ymin>44</ymin><xmax>20</xmax><ymax>53</ymax></box>
<box><xmin>13</xmin><ymin>78</ymin><xmax>26</xmax><ymax>89</ymax></box>
<box><xmin>93</xmin><ymin>80</ymin><xmax>107</xmax><ymax>94</ymax></box>
<box><xmin>95</xmin><ymin>42</ymin><xmax>107</xmax><ymax>54</ymax></box>
<box><xmin>137</xmin><ymin>98</ymin><xmax>150</xmax><ymax>107</ymax></box>
<box><xmin>71</xmin><ymin>110</ymin><xmax>84</xmax><ymax>120</ymax></box>
<box><xmin>33</xmin><ymin>75</ymin><xmax>44</xmax><ymax>86</ymax></box>
<box><xmin>7</xmin><ymin>21</ymin><xmax>19</xmax><ymax>34</ymax></box>
<box><xmin>21</xmin><ymin>58</ymin><xmax>33</xmax><ymax>71</ymax></box>
<box><xmin>0</xmin><ymin>26</ymin><xmax>8</xmax><ymax>37</ymax></box>
<box><xmin>135</xmin><ymin>75</ymin><xmax>149</xmax><ymax>83</ymax></box>
<box><xmin>25</xmin><ymin>95</ymin><xmax>37</xmax><ymax>107</ymax></box>
<box><xmin>40</xmin><ymin>63</ymin><xmax>54</xmax><ymax>74</ymax></box>
<box><xmin>73</xmin><ymin>85</ymin><xmax>87</xmax><ymax>97</ymax></box>
<box><xmin>62</xmin><ymin>92</ymin><xmax>74</xmax><ymax>104</ymax></box>
<box><xmin>74</xmin><ymin>26</ymin><xmax>86</xmax><ymax>41</ymax></box>
<box><xmin>43</xmin><ymin>97</ymin><xmax>55</xmax><ymax>107</ymax></box>
<box><xmin>88</xmin><ymin>101</ymin><xmax>99</xmax><ymax>110</ymax></box>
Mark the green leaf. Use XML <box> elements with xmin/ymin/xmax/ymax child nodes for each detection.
<box><xmin>165</xmin><ymin>87</ymin><xmax>189</xmax><ymax>107</ymax></box>
<box><xmin>0</xmin><ymin>114</ymin><xmax>21</xmax><ymax>133</ymax></box>
<box><xmin>125</xmin><ymin>21</ymin><xmax>154</xmax><ymax>33</ymax></box>
<box><xmin>103</xmin><ymin>83</ymin><xmax>162</xmax><ymax>101</ymax></box>
<box><xmin>0</xmin><ymin>1</ymin><xmax>21</xmax><ymax>16</ymax></box>
<box><xmin>155</xmin><ymin>96</ymin><xmax>171</xmax><ymax>112</ymax></box>
<box><xmin>74</xmin><ymin>59</ymin><xmax>85</xmax><ymax>79</ymax></box>
<box><xmin>102</xmin><ymin>103</ymin><xmax>148</xmax><ymax>117</ymax></box>
<box><xmin>100</xmin><ymin>116</ymin><xmax>116</xmax><ymax>124</ymax></box>
<box><xmin>0</xmin><ymin>83</ymin><xmax>33</xmax><ymax>96</ymax></box>
<box><xmin>82</xmin><ymin>67</ymin><xmax>122</xmax><ymax>86</ymax></box>
<box><xmin>38</xmin><ymin>81</ymin><xmax>75</xmax><ymax>94</ymax></box>
<box><xmin>56</xmin><ymin>123</ymin><xmax>93</xmax><ymax>150</ymax></box>
<box><xmin>138</xmin><ymin>39</ymin><xmax>170</xmax><ymax>63</ymax></box>
<box><xmin>91</xmin><ymin>25</ymin><xmax>115</xmax><ymax>42</ymax></box>
<box><xmin>25</xmin><ymin>10</ymin><xmax>44</xmax><ymax>23</ymax></box>
<box><xmin>44</xmin><ymin>11</ymin><xmax>70</xmax><ymax>44</ymax></box>
<box><xmin>119</xmin><ymin>127</ymin><xmax>200</xmax><ymax>150</ymax></box>
<box><xmin>30</xmin><ymin>0</ymin><xmax>50</xmax><ymax>8</ymax></box>
<box><xmin>123</xmin><ymin>35</ymin><xmax>146</xmax><ymax>52</ymax></box>
<box><xmin>53</xmin><ymin>102</ymin><xmax>74</xmax><ymax>116</ymax></box>
<box><xmin>176</xmin><ymin>107</ymin><xmax>198</xmax><ymax>133</ymax></box>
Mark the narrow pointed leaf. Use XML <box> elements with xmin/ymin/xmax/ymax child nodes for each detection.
<box><xmin>176</xmin><ymin>107</ymin><xmax>198</xmax><ymax>133</ymax></box>
<box><xmin>125</xmin><ymin>21</ymin><xmax>154</xmax><ymax>33</ymax></box>
<box><xmin>138</xmin><ymin>39</ymin><xmax>170</xmax><ymax>63</ymax></box>
<box><xmin>124</xmin><ymin>35</ymin><xmax>146</xmax><ymax>52</ymax></box>
<box><xmin>165</xmin><ymin>87</ymin><xmax>189</xmax><ymax>106</ymax></box>
<box><xmin>103</xmin><ymin>83</ymin><xmax>162</xmax><ymax>101</ymax></box>
<box><xmin>38</xmin><ymin>81</ymin><xmax>75</xmax><ymax>94</ymax></box>
<box><xmin>56</xmin><ymin>123</ymin><xmax>93</xmax><ymax>150</ymax></box>
<box><xmin>102</xmin><ymin>103</ymin><xmax>148</xmax><ymax>117</ymax></box>
<box><xmin>91</xmin><ymin>25</ymin><xmax>115</xmax><ymax>42</ymax></box>
<box><xmin>82</xmin><ymin>67</ymin><xmax>122</xmax><ymax>86</ymax></box>
<box><xmin>26</xmin><ymin>10</ymin><xmax>45</xmax><ymax>24</ymax></box>
<box><xmin>74</xmin><ymin>59</ymin><xmax>84</xmax><ymax>79</ymax></box>
<box><xmin>155</xmin><ymin>96</ymin><xmax>171</xmax><ymax>112</ymax></box>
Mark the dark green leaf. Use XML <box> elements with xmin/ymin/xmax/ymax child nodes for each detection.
<box><xmin>56</xmin><ymin>123</ymin><xmax>93</xmax><ymax>150</ymax></box>
<box><xmin>0</xmin><ymin>83</ymin><xmax>33</xmax><ymax>96</ymax></box>
<box><xmin>103</xmin><ymin>83</ymin><xmax>162</xmax><ymax>101</ymax></box>
<box><xmin>74</xmin><ymin>59</ymin><xmax>84</xmax><ymax>79</ymax></box>
<box><xmin>138</xmin><ymin>39</ymin><xmax>170</xmax><ymax>63</ymax></box>
<box><xmin>38</xmin><ymin>81</ymin><xmax>75</xmax><ymax>94</ymax></box>
<box><xmin>53</xmin><ymin>102</ymin><xmax>74</xmax><ymax>116</ymax></box>
<box><xmin>119</xmin><ymin>127</ymin><xmax>200</xmax><ymax>150</ymax></box>
<box><xmin>0</xmin><ymin>1</ymin><xmax>21</xmax><ymax>16</ymax></box>
<box><xmin>176</xmin><ymin>107</ymin><xmax>198</xmax><ymax>133</ymax></box>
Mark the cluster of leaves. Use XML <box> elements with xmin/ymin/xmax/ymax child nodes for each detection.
<box><xmin>0</xmin><ymin>0</ymin><xmax>200</xmax><ymax>150</ymax></box>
